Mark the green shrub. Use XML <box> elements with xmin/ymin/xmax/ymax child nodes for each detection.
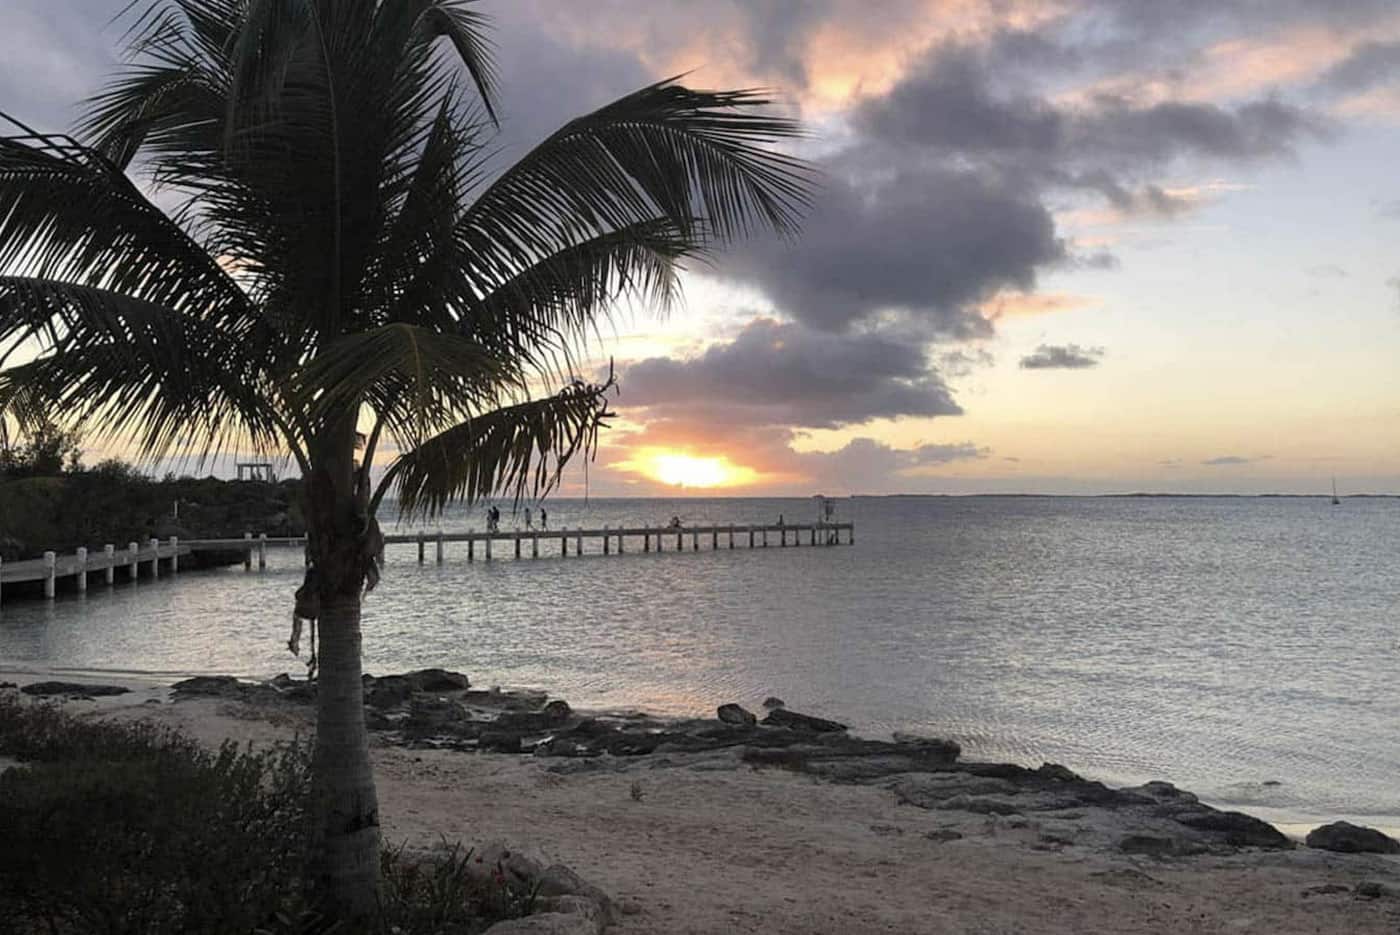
<box><xmin>0</xmin><ymin>696</ymin><xmax>542</xmax><ymax>934</ymax></box>
<box><xmin>0</xmin><ymin>695</ymin><xmax>312</xmax><ymax>934</ymax></box>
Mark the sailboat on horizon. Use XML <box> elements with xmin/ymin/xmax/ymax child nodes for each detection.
<box><xmin>1331</xmin><ymin>477</ymin><xmax>1341</xmax><ymax>506</ymax></box>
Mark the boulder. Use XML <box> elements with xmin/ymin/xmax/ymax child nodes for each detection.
<box><xmin>405</xmin><ymin>694</ymin><xmax>470</xmax><ymax>734</ymax></box>
<box><xmin>761</xmin><ymin>708</ymin><xmax>847</xmax><ymax>733</ymax></box>
<box><xmin>1036</xmin><ymin>763</ymin><xmax>1080</xmax><ymax>783</ymax></box>
<box><xmin>405</xmin><ymin>668</ymin><xmax>470</xmax><ymax>692</ymax></box>
<box><xmin>1305</xmin><ymin>821</ymin><xmax>1400</xmax><ymax>855</ymax></box>
<box><xmin>543</xmin><ymin>699</ymin><xmax>573</xmax><ymax>723</ymax></box>
<box><xmin>536</xmin><ymin>863</ymin><xmax>617</xmax><ymax>924</ymax></box>
<box><xmin>717</xmin><ymin>703</ymin><xmax>757</xmax><ymax>727</ymax></box>
<box><xmin>1172</xmin><ymin>808</ymin><xmax>1292</xmax><ymax>849</ymax></box>
<box><xmin>21</xmin><ymin>681</ymin><xmax>129</xmax><ymax>697</ymax></box>
<box><xmin>170</xmin><ymin>675</ymin><xmax>242</xmax><ymax>697</ymax></box>
<box><xmin>363</xmin><ymin>674</ymin><xmax>413</xmax><ymax>709</ymax></box>
<box><xmin>1355</xmin><ymin>881</ymin><xmax>1392</xmax><ymax>900</ymax></box>
<box><xmin>762</xmin><ymin>696</ymin><xmax>785</xmax><ymax>709</ymax></box>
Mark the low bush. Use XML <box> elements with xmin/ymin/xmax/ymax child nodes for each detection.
<box><xmin>0</xmin><ymin>695</ymin><xmax>539</xmax><ymax>934</ymax></box>
<box><xmin>0</xmin><ymin>694</ymin><xmax>312</xmax><ymax>934</ymax></box>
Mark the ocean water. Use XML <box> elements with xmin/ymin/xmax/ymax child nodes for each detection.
<box><xmin>2</xmin><ymin>495</ymin><xmax>1397</xmax><ymax>830</ymax></box>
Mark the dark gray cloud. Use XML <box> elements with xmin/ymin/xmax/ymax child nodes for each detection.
<box><xmin>1316</xmin><ymin>39</ymin><xmax>1400</xmax><ymax>93</ymax></box>
<box><xmin>727</xmin><ymin>166</ymin><xmax>1064</xmax><ymax>335</ymax></box>
<box><xmin>853</xmin><ymin>37</ymin><xmax>1326</xmax><ymax>171</ymax></box>
<box><xmin>855</xmin><ymin>45</ymin><xmax>1065</xmax><ymax>154</ymax></box>
<box><xmin>1202</xmin><ymin>455</ymin><xmax>1267</xmax><ymax>466</ymax></box>
<box><xmin>617</xmin><ymin>318</ymin><xmax>960</xmax><ymax>429</ymax></box>
<box><xmin>1019</xmin><ymin>344</ymin><xmax>1105</xmax><ymax>370</ymax></box>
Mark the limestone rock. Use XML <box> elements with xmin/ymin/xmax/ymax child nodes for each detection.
<box><xmin>761</xmin><ymin>708</ymin><xmax>847</xmax><ymax>733</ymax></box>
<box><xmin>536</xmin><ymin>863</ymin><xmax>617</xmax><ymax>924</ymax></box>
<box><xmin>405</xmin><ymin>668</ymin><xmax>470</xmax><ymax>692</ymax></box>
<box><xmin>1305</xmin><ymin>821</ymin><xmax>1400</xmax><ymax>855</ymax></box>
<box><xmin>481</xmin><ymin>912</ymin><xmax>598</xmax><ymax>935</ymax></box>
<box><xmin>21</xmin><ymin>681</ymin><xmax>129</xmax><ymax>697</ymax></box>
<box><xmin>1355</xmin><ymin>881</ymin><xmax>1392</xmax><ymax>900</ymax></box>
<box><xmin>170</xmin><ymin>675</ymin><xmax>242</xmax><ymax>697</ymax></box>
<box><xmin>1172</xmin><ymin>808</ymin><xmax>1292</xmax><ymax>849</ymax></box>
<box><xmin>717</xmin><ymin>703</ymin><xmax>757</xmax><ymax>727</ymax></box>
<box><xmin>363</xmin><ymin>674</ymin><xmax>413</xmax><ymax>709</ymax></box>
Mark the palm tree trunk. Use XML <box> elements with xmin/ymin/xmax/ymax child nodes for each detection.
<box><xmin>309</xmin><ymin>591</ymin><xmax>380</xmax><ymax>917</ymax></box>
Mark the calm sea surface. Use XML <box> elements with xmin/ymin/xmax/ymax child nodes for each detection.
<box><xmin>2</xmin><ymin>495</ymin><xmax>1397</xmax><ymax>830</ymax></box>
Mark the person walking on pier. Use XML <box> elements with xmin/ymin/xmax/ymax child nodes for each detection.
<box><xmin>524</xmin><ymin>508</ymin><xmax>533</xmax><ymax>530</ymax></box>
<box><xmin>540</xmin><ymin>508</ymin><xmax>548</xmax><ymax>530</ymax></box>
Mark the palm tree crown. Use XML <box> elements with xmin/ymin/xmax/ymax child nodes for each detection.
<box><xmin>0</xmin><ymin>0</ymin><xmax>812</xmax><ymax>918</ymax></box>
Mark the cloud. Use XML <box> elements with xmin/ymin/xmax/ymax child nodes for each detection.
<box><xmin>726</xmin><ymin>164</ymin><xmax>1064</xmax><ymax>336</ymax></box>
<box><xmin>1306</xmin><ymin>264</ymin><xmax>1348</xmax><ymax>278</ymax></box>
<box><xmin>1202</xmin><ymin>455</ymin><xmax>1268</xmax><ymax>465</ymax></box>
<box><xmin>616</xmin><ymin>318</ymin><xmax>960</xmax><ymax>429</ymax></box>
<box><xmin>1019</xmin><ymin>344</ymin><xmax>1105</xmax><ymax>370</ymax></box>
<box><xmin>722</xmin><ymin>29</ymin><xmax>1329</xmax><ymax>338</ymax></box>
<box><xmin>1316</xmin><ymin>39</ymin><xmax>1400</xmax><ymax>93</ymax></box>
<box><xmin>1378</xmin><ymin>200</ymin><xmax>1400</xmax><ymax>219</ymax></box>
<box><xmin>798</xmin><ymin>438</ymin><xmax>988</xmax><ymax>489</ymax></box>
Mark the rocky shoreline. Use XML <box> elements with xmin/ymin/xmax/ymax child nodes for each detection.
<box><xmin>135</xmin><ymin>668</ymin><xmax>1399</xmax><ymax>866</ymax></box>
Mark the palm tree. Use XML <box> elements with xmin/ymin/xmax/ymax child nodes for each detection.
<box><xmin>0</xmin><ymin>0</ymin><xmax>811</xmax><ymax>919</ymax></box>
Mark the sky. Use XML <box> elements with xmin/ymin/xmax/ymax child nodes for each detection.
<box><xmin>1</xmin><ymin>0</ymin><xmax>1398</xmax><ymax>496</ymax></box>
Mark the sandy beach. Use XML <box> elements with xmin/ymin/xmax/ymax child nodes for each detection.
<box><xmin>7</xmin><ymin>673</ymin><xmax>1400</xmax><ymax>935</ymax></box>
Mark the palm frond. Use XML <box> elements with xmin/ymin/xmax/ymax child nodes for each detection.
<box><xmin>404</xmin><ymin>0</ymin><xmax>498</xmax><ymax>125</ymax></box>
<box><xmin>461</xmin><ymin>218</ymin><xmax>698</xmax><ymax>375</ymax></box>
<box><xmin>458</xmin><ymin>79</ymin><xmax>813</xmax><ymax>278</ymax></box>
<box><xmin>375</xmin><ymin>373</ymin><xmax>615</xmax><ymax>518</ymax></box>
<box><xmin>0</xmin><ymin>277</ymin><xmax>278</xmax><ymax>460</ymax></box>
<box><xmin>288</xmin><ymin>322</ymin><xmax>514</xmax><ymax>447</ymax></box>
<box><xmin>0</xmin><ymin>126</ymin><xmax>256</xmax><ymax>333</ymax></box>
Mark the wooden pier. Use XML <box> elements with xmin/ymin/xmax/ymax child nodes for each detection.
<box><xmin>0</xmin><ymin>522</ymin><xmax>853</xmax><ymax>604</ymax></box>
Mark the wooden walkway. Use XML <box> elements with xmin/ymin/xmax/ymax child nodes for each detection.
<box><xmin>0</xmin><ymin>522</ymin><xmax>854</xmax><ymax>603</ymax></box>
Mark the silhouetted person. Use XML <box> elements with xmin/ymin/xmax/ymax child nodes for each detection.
<box><xmin>668</xmin><ymin>515</ymin><xmax>682</xmax><ymax>529</ymax></box>
<box><xmin>540</xmin><ymin>508</ymin><xmax>548</xmax><ymax>529</ymax></box>
<box><xmin>524</xmin><ymin>508</ymin><xmax>533</xmax><ymax>530</ymax></box>
<box><xmin>777</xmin><ymin>513</ymin><xmax>784</xmax><ymax>526</ymax></box>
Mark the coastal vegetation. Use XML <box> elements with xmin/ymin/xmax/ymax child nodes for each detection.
<box><xmin>0</xmin><ymin>692</ymin><xmax>541</xmax><ymax>934</ymax></box>
<box><xmin>0</xmin><ymin>424</ymin><xmax>304</xmax><ymax>561</ymax></box>
<box><xmin>0</xmin><ymin>0</ymin><xmax>811</xmax><ymax>921</ymax></box>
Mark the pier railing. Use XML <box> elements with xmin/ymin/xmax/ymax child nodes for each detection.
<box><xmin>0</xmin><ymin>522</ymin><xmax>853</xmax><ymax>603</ymax></box>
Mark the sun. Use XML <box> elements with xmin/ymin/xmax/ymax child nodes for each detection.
<box><xmin>618</xmin><ymin>448</ymin><xmax>761</xmax><ymax>488</ymax></box>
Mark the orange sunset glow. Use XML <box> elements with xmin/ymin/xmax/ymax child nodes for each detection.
<box><xmin>614</xmin><ymin>449</ymin><xmax>761</xmax><ymax>489</ymax></box>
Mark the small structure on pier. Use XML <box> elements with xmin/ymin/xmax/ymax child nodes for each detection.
<box><xmin>235</xmin><ymin>461</ymin><xmax>276</xmax><ymax>482</ymax></box>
